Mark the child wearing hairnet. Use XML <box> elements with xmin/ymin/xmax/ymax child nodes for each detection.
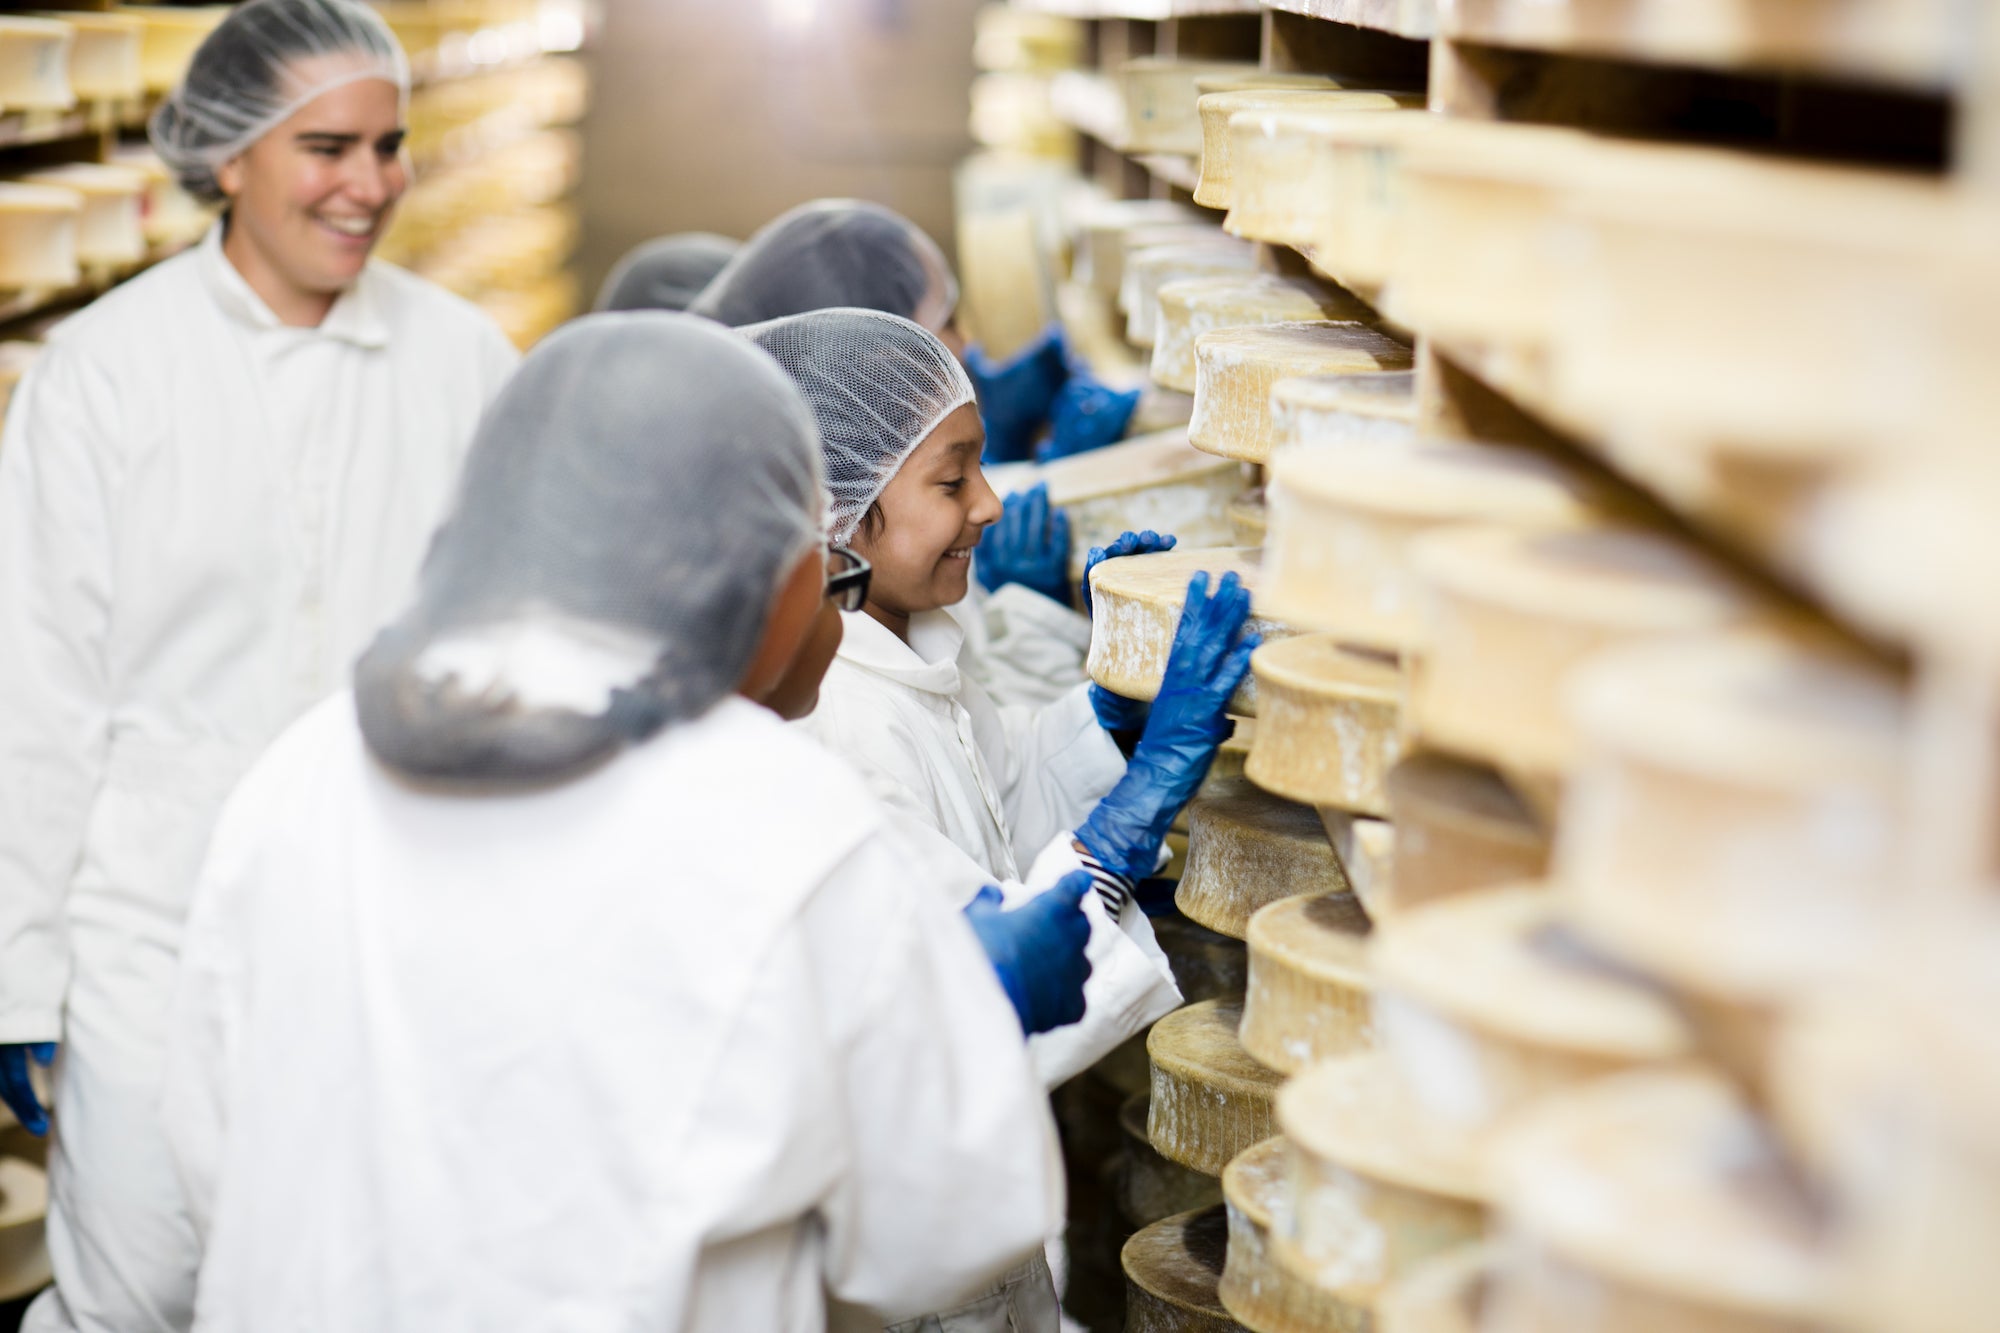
<box><xmin>160</xmin><ymin>312</ymin><xmax>1089</xmax><ymax>1333</ymax></box>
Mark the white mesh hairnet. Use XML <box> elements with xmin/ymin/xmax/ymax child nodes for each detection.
<box><xmin>354</xmin><ymin>312</ymin><xmax>825</xmax><ymax>784</ymax></box>
<box><xmin>691</xmin><ymin>199</ymin><xmax>959</xmax><ymax>332</ymax></box>
<box><xmin>743</xmin><ymin>308</ymin><xmax>977</xmax><ymax>545</ymax></box>
<box><xmin>595</xmin><ymin>232</ymin><xmax>740</xmax><ymax>313</ymax></box>
<box><xmin>149</xmin><ymin>0</ymin><xmax>409</xmax><ymax>205</ymax></box>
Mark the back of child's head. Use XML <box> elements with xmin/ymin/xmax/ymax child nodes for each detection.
<box><xmin>692</xmin><ymin>199</ymin><xmax>958</xmax><ymax>333</ymax></box>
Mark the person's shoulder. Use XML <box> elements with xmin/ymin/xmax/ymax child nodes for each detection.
<box><xmin>42</xmin><ymin>247</ymin><xmax>204</xmax><ymax>352</ymax></box>
<box><xmin>363</xmin><ymin>260</ymin><xmax>514</xmax><ymax>347</ymax></box>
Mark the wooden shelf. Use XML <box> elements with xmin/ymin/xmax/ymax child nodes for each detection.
<box><xmin>1018</xmin><ymin>0</ymin><xmax>1264</xmax><ymax>16</ymax></box>
<box><xmin>1261</xmin><ymin>0</ymin><xmax>1434</xmax><ymax>39</ymax></box>
<box><xmin>1134</xmin><ymin>151</ymin><xmax>1202</xmax><ymax>191</ymax></box>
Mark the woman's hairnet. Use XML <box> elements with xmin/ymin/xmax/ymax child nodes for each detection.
<box><xmin>354</xmin><ymin>312</ymin><xmax>825</xmax><ymax>784</ymax></box>
<box><xmin>691</xmin><ymin>199</ymin><xmax>959</xmax><ymax>332</ymax></box>
<box><xmin>743</xmin><ymin>308</ymin><xmax>976</xmax><ymax>545</ymax></box>
<box><xmin>149</xmin><ymin>0</ymin><xmax>409</xmax><ymax>205</ymax></box>
<box><xmin>596</xmin><ymin>232</ymin><xmax>740</xmax><ymax>313</ymax></box>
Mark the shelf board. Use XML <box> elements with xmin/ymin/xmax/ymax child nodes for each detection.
<box><xmin>1262</xmin><ymin>0</ymin><xmax>1435</xmax><ymax>39</ymax></box>
<box><xmin>1134</xmin><ymin>151</ymin><xmax>1202</xmax><ymax>191</ymax></box>
<box><xmin>1016</xmin><ymin>0</ymin><xmax>1264</xmax><ymax>14</ymax></box>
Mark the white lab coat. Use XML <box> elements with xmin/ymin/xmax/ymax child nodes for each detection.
<box><xmin>162</xmin><ymin>693</ymin><xmax>1064</xmax><ymax>1333</ymax></box>
<box><xmin>955</xmin><ymin>582</ymin><xmax>1093</xmax><ymax>709</ymax></box>
<box><xmin>799</xmin><ymin>608</ymin><xmax>1182</xmax><ymax>1090</ymax></box>
<box><xmin>0</xmin><ymin>224</ymin><xmax>518</xmax><ymax>1333</ymax></box>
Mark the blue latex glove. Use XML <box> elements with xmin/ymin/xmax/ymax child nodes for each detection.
<box><xmin>1037</xmin><ymin>374</ymin><xmax>1141</xmax><ymax>463</ymax></box>
<box><xmin>0</xmin><ymin>1042</ymin><xmax>55</xmax><ymax>1136</ymax></box>
<box><xmin>966</xmin><ymin>325</ymin><xmax>1069</xmax><ymax>465</ymax></box>
<box><xmin>962</xmin><ymin>872</ymin><xmax>1095</xmax><ymax>1036</ymax></box>
<box><xmin>1078</xmin><ymin>572</ymin><xmax>1259</xmax><ymax>877</ymax></box>
<box><xmin>1081</xmin><ymin>529</ymin><xmax>1178</xmax><ymax>617</ymax></box>
<box><xmin>1089</xmin><ymin>683</ymin><xmax>1149</xmax><ymax>734</ymax></box>
<box><xmin>976</xmin><ymin>482</ymin><xmax>1073</xmax><ymax>605</ymax></box>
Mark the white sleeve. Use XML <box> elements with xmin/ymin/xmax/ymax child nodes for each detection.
<box><xmin>0</xmin><ymin>346</ymin><xmax>117</xmax><ymax>1042</ymax></box>
<box><xmin>966</xmin><ymin>675</ymin><xmax>1128</xmax><ymax>870</ymax></box>
<box><xmin>957</xmin><ymin>583</ymin><xmax>1092</xmax><ymax>709</ymax></box>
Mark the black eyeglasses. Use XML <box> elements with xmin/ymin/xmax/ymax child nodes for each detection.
<box><xmin>826</xmin><ymin>546</ymin><xmax>871</xmax><ymax>612</ymax></box>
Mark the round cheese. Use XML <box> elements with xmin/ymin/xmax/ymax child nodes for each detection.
<box><xmin>1123</xmin><ymin>1205</ymin><xmax>1244</xmax><ymax>1332</ymax></box>
<box><xmin>0</xmin><ymin>183</ymin><xmax>81</xmax><ymax>289</ymax></box>
<box><xmin>1263</xmin><ymin>438</ymin><xmax>1599</xmax><ymax>652</ymax></box>
<box><xmin>1121</xmin><ymin>58</ymin><xmax>1263</xmax><ymax>156</ymax></box>
<box><xmin>1368</xmin><ymin>887</ymin><xmax>1693</xmax><ymax>1146</ymax></box>
<box><xmin>1227</xmin><ymin>489</ymin><xmax>1266</xmax><ymax>546</ymax></box>
<box><xmin>1270</xmin><ymin>371</ymin><xmax>1418</xmax><ymax>454</ymax></box>
<box><xmin>1241</xmin><ymin>892</ymin><xmax>1373</xmax><ymax>1074</ymax></box>
<box><xmin>1296</xmin><ymin>109</ymin><xmax>1441</xmax><ymax>298</ymax></box>
<box><xmin>1041</xmin><ymin>427</ymin><xmax>1244</xmax><ymax>577</ymax></box>
<box><xmin>0</xmin><ymin>1154</ymin><xmax>50</xmax><ymax>1302</ymax></box>
<box><xmin>1152</xmin><ymin>274</ymin><xmax>1375</xmax><ymax>395</ymax></box>
<box><xmin>1086</xmin><ymin>547</ymin><xmax>1297</xmax><ymax>715</ymax></box>
<box><xmin>1120</xmin><ymin>1092</ymin><xmax>1225</xmax><ymax>1229</ymax></box>
<box><xmin>1077</xmin><ymin>200</ymin><xmax>1208</xmax><ymax>296</ymax></box>
<box><xmin>1190</xmin><ymin>323</ymin><xmax>1414</xmax><ymax>463</ymax></box>
<box><xmin>1381</xmin><ymin>754</ymin><xmax>1549</xmax><ymax>921</ymax></box>
<box><xmin>1178</xmin><ymin>778</ymin><xmax>1351</xmax><ymax>941</ymax></box>
<box><xmin>1148</xmin><ymin>1000</ymin><xmax>1287</xmax><ymax>1177</ymax></box>
<box><xmin>1123</xmin><ymin>240</ymin><xmax>1260</xmax><ymax>347</ymax></box>
<box><xmin>1152</xmin><ymin>911</ymin><xmax>1251</xmax><ymax>1007</ymax></box>
<box><xmin>1377</xmin><ymin>1245</ymin><xmax>1494</xmax><ymax>1333</ymax></box>
<box><xmin>1319</xmin><ymin>809</ymin><xmax>1397</xmax><ymax>922</ymax></box>
<box><xmin>1410</xmin><ymin>525</ymin><xmax>1756</xmax><ymax>782</ymax></box>
<box><xmin>1221</xmin><ymin>1136</ymin><xmax>1372</xmax><ymax>1333</ymax></box>
<box><xmin>1226</xmin><ymin>97</ymin><xmax>1428</xmax><ymax>249</ymax></box>
<box><xmin>1193</xmin><ymin>81</ymin><xmax>1346</xmax><ymax>209</ymax></box>
<box><xmin>1246</xmin><ymin>635</ymin><xmax>1404</xmax><ymax>816</ymax></box>
<box><xmin>1488</xmin><ymin>1070</ymin><xmax>1833</xmax><ymax>1329</ymax></box>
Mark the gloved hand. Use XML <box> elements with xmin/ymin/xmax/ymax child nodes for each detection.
<box><xmin>1081</xmin><ymin>529</ymin><xmax>1178</xmax><ymax>617</ymax></box>
<box><xmin>1078</xmin><ymin>572</ymin><xmax>1258</xmax><ymax>877</ymax></box>
<box><xmin>962</xmin><ymin>872</ymin><xmax>1095</xmax><ymax>1036</ymax></box>
<box><xmin>1089</xmin><ymin>683</ymin><xmax>1150</xmax><ymax>735</ymax></box>
<box><xmin>0</xmin><ymin>1041</ymin><xmax>56</xmax><ymax>1136</ymax></box>
<box><xmin>966</xmin><ymin>324</ymin><xmax>1069</xmax><ymax>465</ymax></box>
<box><xmin>1037</xmin><ymin>374</ymin><xmax>1141</xmax><ymax>463</ymax></box>
<box><xmin>976</xmin><ymin>482</ymin><xmax>1073</xmax><ymax>606</ymax></box>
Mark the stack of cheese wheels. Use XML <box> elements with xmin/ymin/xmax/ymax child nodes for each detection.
<box><xmin>1149</xmin><ymin>1000</ymin><xmax>1288</xmax><ymax>1178</ymax></box>
<box><xmin>1039</xmin><ymin>427</ymin><xmax>1243</xmax><ymax>577</ymax></box>
<box><xmin>1122</xmin><ymin>1205</ymin><xmax>1244</xmax><ymax>1332</ymax></box>
<box><xmin>1151</xmin><ymin>911</ymin><xmax>1252</xmax><ymax>1006</ymax></box>
<box><xmin>1246</xmin><ymin>634</ymin><xmax>1404</xmax><ymax>817</ymax></box>
<box><xmin>1177</xmin><ymin>778</ymin><xmax>1351</xmax><ymax>940</ymax></box>
<box><xmin>970</xmin><ymin>4</ymin><xmax>1082</xmax><ymax>70</ymax></box>
<box><xmin>1226</xmin><ymin>489</ymin><xmax>1266</xmax><ymax>546</ymax></box>
<box><xmin>1225</xmin><ymin>95</ymin><xmax>1429</xmax><ymax>249</ymax></box>
<box><xmin>1240</xmin><ymin>890</ymin><xmax>1373</xmax><ymax>1074</ymax></box>
<box><xmin>1194</xmin><ymin>79</ymin><xmax>1345</xmax><ymax>209</ymax></box>
<box><xmin>63</xmin><ymin>12</ymin><xmax>143</xmax><ymax>103</ymax></box>
<box><xmin>108</xmin><ymin>145</ymin><xmax>208</xmax><ymax>249</ymax></box>
<box><xmin>1484</xmin><ymin>1069</ymin><xmax>1833</xmax><ymax>1333</ymax></box>
<box><xmin>0</xmin><ymin>17</ymin><xmax>75</xmax><ymax>111</ymax></box>
<box><xmin>1273</xmin><ymin>1053</ymin><xmax>1488</xmax><ymax>1308</ymax></box>
<box><xmin>1189</xmin><ymin>322</ymin><xmax>1414</xmax><ymax>463</ymax></box>
<box><xmin>1381</xmin><ymin>754</ymin><xmax>1549</xmax><ymax>921</ymax></box>
<box><xmin>1318</xmin><ymin>809</ymin><xmax>1396</xmax><ymax>920</ymax></box>
<box><xmin>1118</xmin><ymin>1092</ymin><xmax>1225</xmax><ymax>1229</ymax></box>
<box><xmin>0</xmin><ymin>183</ymin><xmax>80</xmax><ymax>288</ymax></box>
<box><xmin>125</xmin><ymin>5</ymin><xmax>228</xmax><ymax>95</ymax></box>
<box><xmin>1119</xmin><ymin>58</ymin><xmax>1261</xmax><ymax>156</ymax></box>
<box><xmin>1377</xmin><ymin>1245</ymin><xmax>1495</xmax><ymax>1333</ymax></box>
<box><xmin>957</xmin><ymin>203</ymin><xmax>1056</xmax><ymax>363</ymax></box>
<box><xmin>1124</xmin><ymin>239</ymin><xmax>1261</xmax><ymax>347</ymax></box>
<box><xmin>25</xmin><ymin>162</ymin><xmax>152</xmax><ymax>267</ymax></box>
<box><xmin>0</xmin><ymin>1149</ymin><xmax>50</xmax><ymax>1304</ymax></box>
<box><xmin>1220</xmin><ymin>1136</ymin><xmax>1371</xmax><ymax>1333</ymax></box>
<box><xmin>1270</xmin><ymin>370</ymin><xmax>1418</xmax><ymax>453</ymax></box>
<box><xmin>1302</xmin><ymin>109</ymin><xmax>1440</xmax><ymax>299</ymax></box>
<box><xmin>1152</xmin><ymin>274</ymin><xmax>1375</xmax><ymax>395</ymax></box>
<box><xmin>1076</xmin><ymin>199</ymin><xmax>1205</xmax><ymax>296</ymax></box>
<box><xmin>1559</xmin><ymin>632</ymin><xmax>1908</xmax><ymax>1090</ymax></box>
<box><xmin>1368</xmin><ymin>887</ymin><xmax>1692</xmax><ymax>1152</ymax></box>
<box><xmin>1086</xmin><ymin>547</ymin><xmax>1295</xmax><ymax>715</ymax></box>
<box><xmin>1262</xmin><ymin>438</ymin><xmax>1600</xmax><ymax>656</ymax></box>
<box><xmin>1408</xmin><ymin>525</ymin><xmax>1757</xmax><ymax>797</ymax></box>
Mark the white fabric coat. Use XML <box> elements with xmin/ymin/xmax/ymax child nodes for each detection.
<box><xmin>0</xmin><ymin>224</ymin><xmax>517</xmax><ymax>1333</ymax></box>
<box><xmin>163</xmin><ymin>693</ymin><xmax>1064</xmax><ymax>1333</ymax></box>
<box><xmin>955</xmin><ymin>583</ymin><xmax>1092</xmax><ymax>709</ymax></box>
<box><xmin>798</xmin><ymin>608</ymin><xmax>1182</xmax><ymax>1090</ymax></box>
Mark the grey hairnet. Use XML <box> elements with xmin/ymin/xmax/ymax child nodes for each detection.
<box><xmin>354</xmin><ymin>312</ymin><xmax>824</xmax><ymax>785</ymax></box>
<box><xmin>595</xmin><ymin>232</ymin><xmax>740</xmax><ymax>313</ymax></box>
<box><xmin>690</xmin><ymin>199</ymin><xmax>959</xmax><ymax>332</ymax></box>
<box><xmin>743</xmin><ymin>308</ymin><xmax>976</xmax><ymax>545</ymax></box>
<box><xmin>149</xmin><ymin>0</ymin><xmax>409</xmax><ymax>205</ymax></box>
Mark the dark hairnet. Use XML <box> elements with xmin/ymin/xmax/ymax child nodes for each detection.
<box><xmin>689</xmin><ymin>199</ymin><xmax>958</xmax><ymax>331</ymax></box>
<box><xmin>595</xmin><ymin>232</ymin><xmax>740</xmax><ymax>313</ymax></box>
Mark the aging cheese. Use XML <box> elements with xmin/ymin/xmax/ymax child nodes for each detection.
<box><xmin>62</xmin><ymin>13</ymin><xmax>143</xmax><ymax>103</ymax></box>
<box><xmin>0</xmin><ymin>1154</ymin><xmax>50</xmax><ymax>1302</ymax></box>
<box><xmin>1194</xmin><ymin>81</ymin><xmax>1344</xmax><ymax>209</ymax></box>
<box><xmin>1152</xmin><ymin>274</ymin><xmax>1374</xmax><ymax>395</ymax></box>
<box><xmin>1124</xmin><ymin>1206</ymin><xmax>1247</xmax><ymax>1332</ymax></box>
<box><xmin>1178</xmin><ymin>778</ymin><xmax>1351</xmax><ymax>941</ymax></box>
<box><xmin>1148</xmin><ymin>1000</ymin><xmax>1287</xmax><ymax>1177</ymax></box>
<box><xmin>1296</xmin><ymin>109</ymin><xmax>1440</xmax><ymax>299</ymax></box>
<box><xmin>1120</xmin><ymin>59</ymin><xmax>1262</xmax><ymax>156</ymax></box>
<box><xmin>1076</xmin><ymin>199</ymin><xmax>1207</xmax><ymax>296</ymax></box>
<box><xmin>1190</xmin><ymin>322</ymin><xmax>1413</xmax><ymax>464</ymax></box>
<box><xmin>0</xmin><ymin>183</ymin><xmax>80</xmax><ymax>289</ymax></box>
<box><xmin>1319</xmin><ymin>810</ymin><xmax>1397</xmax><ymax>921</ymax></box>
<box><xmin>1377</xmin><ymin>1245</ymin><xmax>1495</xmax><ymax>1333</ymax></box>
<box><xmin>1227</xmin><ymin>489</ymin><xmax>1266</xmax><ymax>546</ymax></box>
<box><xmin>1226</xmin><ymin>97</ymin><xmax>1428</xmax><ymax>249</ymax></box>
<box><xmin>1124</xmin><ymin>239</ymin><xmax>1261</xmax><ymax>347</ymax></box>
<box><xmin>1221</xmin><ymin>1137</ymin><xmax>1371</xmax><ymax>1333</ymax></box>
<box><xmin>26</xmin><ymin>162</ymin><xmax>152</xmax><ymax>266</ymax></box>
<box><xmin>1086</xmin><ymin>547</ymin><xmax>1297</xmax><ymax>715</ymax></box>
<box><xmin>1241</xmin><ymin>892</ymin><xmax>1373</xmax><ymax>1074</ymax></box>
<box><xmin>1119</xmin><ymin>1092</ymin><xmax>1225</xmax><ymax>1229</ymax></box>
<box><xmin>1041</xmin><ymin>427</ymin><xmax>1243</xmax><ymax>577</ymax></box>
<box><xmin>116</xmin><ymin>5</ymin><xmax>227</xmax><ymax>94</ymax></box>
<box><xmin>1381</xmin><ymin>754</ymin><xmax>1549</xmax><ymax>920</ymax></box>
<box><xmin>1152</xmin><ymin>911</ymin><xmax>1251</xmax><ymax>1007</ymax></box>
<box><xmin>1270</xmin><ymin>371</ymin><xmax>1418</xmax><ymax>454</ymax></box>
<box><xmin>1246</xmin><ymin>635</ymin><xmax>1404</xmax><ymax>816</ymax></box>
<box><xmin>0</xmin><ymin>17</ymin><xmax>73</xmax><ymax>112</ymax></box>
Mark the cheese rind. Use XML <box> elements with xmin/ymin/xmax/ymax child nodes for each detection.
<box><xmin>1246</xmin><ymin>634</ymin><xmax>1404</xmax><ymax>816</ymax></box>
<box><xmin>1226</xmin><ymin>489</ymin><xmax>1266</xmax><ymax>546</ymax></box>
<box><xmin>1221</xmin><ymin>1137</ymin><xmax>1372</xmax><ymax>1333</ymax></box>
<box><xmin>1270</xmin><ymin>371</ymin><xmax>1418</xmax><ymax>454</ymax></box>
<box><xmin>0</xmin><ymin>1153</ymin><xmax>50</xmax><ymax>1302</ymax></box>
<box><xmin>1153</xmin><ymin>275</ymin><xmax>1373</xmax><ymax>395</ymax></box>
<box><xmin>1148</xmin><ymin>1000</ymin><xmax>1287</xmax><ymax>1177</ymax></box>
<box><xmin>22</xmin><ymin>163</ymin><xmax>146</xmax><ymax>266</ymax></box>
<box><xmin>1194</xmin><ymin>82</ymin><xmax>1345</xmax><ymax>209</ymax></box>
<box><xmin>1241</xmin><ymin>892</ymin><xmax>1373</xmax><ymax>1074</ymax></box>
<box><xmin>1377</xmin><ymin>1245</ymin><xmax>1494</xmax><ymax>1333</ymax></box>
<box><xmin>1120</xmin><ymin>58</ymin><xmax>1262</xmax><ymax>156</ymax></box>
<box><xmin>1123</xmin><ymin>1206</ymin><xmax>1243</xmax><ymax>1332</ymax></box>
<box><xmin>1177</xmin><ymin>778</ymin><xmax>1350</xmax><ymax>941</ymax></box>
<box><xmin>1124</xmin><ymin>240</ymin><xmax>1260</xmax><ymax>347</ymax></box>
<box><xmin>1077</xmin><ymin>199</ymin><xmax>1206</xmax><ymax>296</ymax></box>
<box><xmin>1226</xmin><ymin>97</ymin><xmax>1428</xmax><ymax>249</ymax></box>
<box><xmin>0</xmin><ymin>183</ymin><xmax>79</xmax><ymax>289</ymax></box>
<box><xmin>1381</xmin><ymin>754</ymin><xmax>1548</xmax><ymax>920</ymax></box>
<box><xmin>1038</xmin><ymin>428</ymin><xmax>1243</xmax><ymax>578</ymax></box>
<box><xmin>1189</xmin><ymin>322</ymin><xmax>1414</xmax><ymax>463</ymax></box>
<box><xmin>1119</xmin><ymin>1092</ymin><xmax>1225</xmax><ymax>1229</ymax></box>
<box><xmin>1086</xmin><ymin>547</ymin><xmax>1296</xmax><ymax>715</ymax></box>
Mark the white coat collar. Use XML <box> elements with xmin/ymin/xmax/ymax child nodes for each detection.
<box><xmin>835</xmin><ymin>606</ymin><xmax>964</xmax><ymax>697</ymax></box>
<box><xmin>199</xmin><ymin>220</ymin><xmax>392</xmax><ymax>349</ymax></box>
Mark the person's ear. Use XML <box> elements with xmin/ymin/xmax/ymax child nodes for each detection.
<box><xmin>214</xmin><ymin>153</ymin><xmax>247</xmax><ymax>201</ymax></box>
<box><xmin>736</xmin><ymin>547</ymin><xmax>823</xmax><ymax>703</ymax></box>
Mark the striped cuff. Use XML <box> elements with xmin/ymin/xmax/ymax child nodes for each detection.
<box><xmin>1076</xmin><ymin>848</ymin><xmax>1137</xmax><ymax>916</ymax></box>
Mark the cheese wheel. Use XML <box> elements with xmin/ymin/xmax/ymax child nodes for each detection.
<box><xmin>1041</xmin><ymin>427</ymin><xmax>1244</xmax><ymax>577</ymax></box>
<box><xmin>1177</xmin><ymin>779</ymin><xmax>1350</xmax><ymax>941</ymax></box>
<box><xmin>1120</xmin><ymin>1092</ymin><xmax>1225</xmax><ymax>1229</ymax></box>
<box><xmin>0</xmin><ymin>183</ymin><xmax>79</xmax><ymax>289</ymax></box>
<box><xmin>1153</xmin><ymin>911</ymin><xmax>1251</xmax><ymax>1007</ymax></box>
<box><xmin>0</xmin><ymin>17</ymin><xmax>74</xmax><ymax>113</ymax></box>
<box><xmin>1558</xmin><ymin>632</ymin><xmax>1908</xmax><ymax>1003</ymax></box>
<box><xmin>1377</xmin><ymin>1245</ymin><xmax>1495</xmax><ymax>1333</ymax></box>
<box><xmin>1298</xmin><ymin>109</ymin><xmax>1439</xmax><ymax>298</ymax></box>
<box><xmin>1274</xmin><ymin>1053</ymin><xmax>1488</xmax><ymax>1300</ymax></box>
<box><xmin>1193</xmin><ymin>82</ymin><xmax>1345</xmax><ymax>209</ymax></box>
<box><xmin>1368</xmin><ymin>887</ymin><xmax>1693</xmax><ymax>1146</ymax></box>
<box><xmin>1246</xmin><ymin>635</ymin><xmax>1404</xmax><ymax>816</ymax></box>
<box><xmin>120</xmin><ymin>5</ymin><xmax>228</xmax><ymax>94</ymax></box>
<box><xmin>0</xmin><ymin>1154</ymin><xmax>50</xmax><ymax>1302</ymax></box>
<box><xmin>1226</xmin><ymin>97</ymin><xmax>1428</xmax><ymax>249</ymax></box>
<box><xmin>64</xmin><ymin>13</ymin><xmax>143</xmax><ymax>102</ymax></box>
<box><xmin>1381</xmin><ymin>755</ymin><xmax>1549</xmax><ymax>921</ymax></box>
<box><xmin>1227</xmin><ymin>489</ymin><xmax>1266</xmax><ymax>546</ymax></box>
<box><xmin>1148</xmin><ymin>1000</ymin><xmax>1287</xmax><ymax>1177</ymax></box>
<box><xmin>1086</xmin><ymin>547</ymin><xmax>1296</xmax><ymax>716</ymax></box>
<box><xmin>1271</xmin><ymin>371</ymin><xmax>1418</xmax><ymax>454</ymax></box>
<box><xmin>25</xmin><ymin>162</ymin><xmax>150</xmax><ymax>266</ymax></box>
<box><xmin>1241</xmin><ymin>892</ymin><xmax>1373</xmax><ymax>1074</ymax></box>
<box><xmin>1120</xmin><ymin>59</ymin><xmax>1263</xmax><ymax>156</ymax></box>
<box><xmin>1124</xmin><ymin>240</ymin><xmax>1261</xmax><ymax>347</ymax></box>
<box><xmin>972</xmin><ymin>6</ymin><xmax>1082</xmax><ymax>72</ymax></box>
<box><xmin>1319</xmin><ymin>809</ymin><xmax>1397</xmax><ymax>921</ymax></box>
<box><xmin>1263</xmin><ymin>439</ymin><xmax>1599</xmax><ymax>652</ymax></box>
<box><xmin>1410</xmin><ymin>526</ymin><xmax>1755</xmax><ymax>783</ymax></box>
<box><xmin>1485</xmin><ymin>1070</ymin><xmax>1833</xmax><ymax>1332</ymax></box>
<box><xmin>1153</xmin><ymin>275</ymin><xmax>1374</xmax><ymax>395</ymax></box>
<box><xmin>1189</xmin><ymin>323</ymin><xmax>1414</xmax><ymax>463</ymax></box>
<box><xmin>1221</xmin><ymin>1137</ymin><xmax>1372</xmax><ymax>1333</ymax></box>
<box><xmin>1077</xmin><ymin>200</ymin><xmax>1207</xmax><ymax>296</ymax></box>
<box><xmin>1123</xmin><ymin>1206</ymin><xmax>1246</xmax><ymax>1332</ymax></box>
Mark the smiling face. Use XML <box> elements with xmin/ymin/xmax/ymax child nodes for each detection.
<box><xmin>215</xmin><ymin>61</ymin><xmax>407</xmax><ymax>326</ymax></box>
<box><xmin>850</xmin><ymin>402</ymin><xmax>998</xmax><ymax>629</ymax></box>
